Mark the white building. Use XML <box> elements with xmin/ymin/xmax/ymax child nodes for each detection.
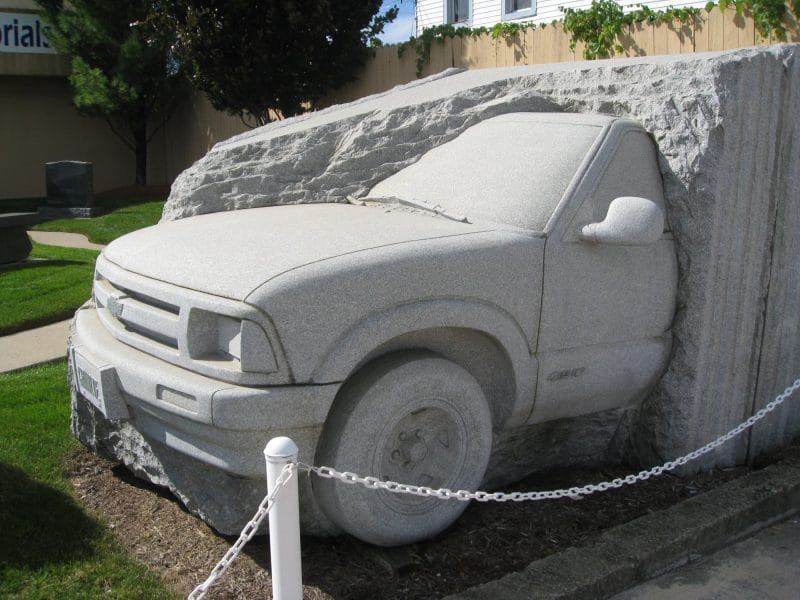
<box><xmin>415</xmin><ymin>0</ymin><xmax>709</xmax><ymax>35</ymax></box>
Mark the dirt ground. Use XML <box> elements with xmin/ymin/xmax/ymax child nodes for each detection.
<box><xmin>65</xmin><ymin>443</ymin><xmax>793</xmax><ymax>600</ymax></box>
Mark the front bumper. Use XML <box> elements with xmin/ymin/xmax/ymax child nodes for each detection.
<box><xmin>71</xmin><ymin>306</ymin><xmax>340</xmax><ymax>478</ymax></box>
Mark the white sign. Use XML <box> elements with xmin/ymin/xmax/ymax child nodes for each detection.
<box><xmin>1</xmin><ymin>12</ymin><xmax>55</xmax><ymax>54</ymax></box>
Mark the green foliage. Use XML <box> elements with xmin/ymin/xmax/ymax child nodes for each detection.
<box><xmin>398</xmin><ymin>22</ymin><xmax>537</xmax><ymax>77</ymax></box>
<box><xmin>0</xmin><ymin>361</ymin><xmax>177</xmax><ymax>599</ymax></box>
<box><xmin>157</xmin><ymin>1</ymin><xmax>397</xmax><ymax>126</ymax></box>
<box><xmin>402</xmin><ymin>0</ymin><xmax>798</xmax><ymax>71</ymax></box>
<box><xmin>1</xmin><ymin>199</ymin><xmax>163</xmax><ymax>335</ymax></box>
<box><xmin>36</xmin><ymin>1</ymin><xmax>184</xmax><ymax>185</ymax></box>
<box><xmin>562</xmin><ymin>0</ymin><xmax>798</xmax><ymax>60</ymax></box>
<box><xmin>717</xmin><ymin>0</ymin><xmax>794</xmax><ymax>39</ymax></box>
<box><xmin>561</xmin><ymin>0</ymin><xmax>627</xmax><ymax>59</ymax></box>
<box><xmin>33</xmin><ymin>199</ymin><xmax>165</xmax><ymax>245</ymax></box>
<box><xmin>489</xmin><ymin>21</ymin><xmax>537</xmax><ymax>38</ymax></box>
<box><xmin>561</xmin><ymin>2</ymin><xmax>705</xmax><ymax>59</ymax></box>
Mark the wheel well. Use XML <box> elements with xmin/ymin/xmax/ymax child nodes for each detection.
<box><xmin>339</xmin><ymin>327</ymin><xmax>516</xmax><ymax>429</ymax></box>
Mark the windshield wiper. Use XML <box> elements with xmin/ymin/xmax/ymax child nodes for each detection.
<box><xmin>347</xmin><ymin>195</ymin><xmax>470</xmax><ymax>224</ymax></box>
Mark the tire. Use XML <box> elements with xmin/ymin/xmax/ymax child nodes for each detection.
<box><xmin>313</xmin><ymin>351</ymin><xmax>493</xmax><ymax>546</ymax></box>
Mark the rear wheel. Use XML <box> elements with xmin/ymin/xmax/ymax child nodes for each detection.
<box><xmin>314</xmin><ymin>352</ymin><xmax>492</xmax><ymax>546</ymax></box>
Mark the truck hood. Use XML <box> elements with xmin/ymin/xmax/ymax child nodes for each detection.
<box><xmin>103</xmin><ymin>203</ymin><xmax>490</xmax><ymax>300</ymax></box>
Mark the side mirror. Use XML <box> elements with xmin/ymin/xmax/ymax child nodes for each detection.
<box><xmin>580</xmin><ymin>196</ymin><xmax>664</xmax><ymax>246</ymax></box>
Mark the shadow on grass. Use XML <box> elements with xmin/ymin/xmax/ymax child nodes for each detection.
<box><xmin>0</xmin><ymin>462</ymin><xmax>102</xmax><ymax>569</ymax></box>
<box><xmin>0</xmin><ymin>198</ymin><xmax>44</xmax><ymax>215</ymax></box>
<box><xmin>95</xmin><ymin>196</ymin><xmax>163</xmax><ymax>212</ymax></box>
<box><xmin>0</xmin><ymin>259</ymin><xmax>85</xmax><ymax>273</ymax></box>
<box><xmin>0</xmin><ymin>310</ymin><xmax>80</xmax><ymax>337</ymax></box>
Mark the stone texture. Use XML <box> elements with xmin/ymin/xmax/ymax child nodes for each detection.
<box><xmin>72</xmin><ymin>108</ymin><xmax>677</xmax><ymax>541</ymax></box>
<box><xmin>0</xmin><ymin>212</ymin><xmax>38</xmax><ymax>263</ymax></box>
<box><xmin>67</xmin><ymin>319</ymin><xmax>332</xmax><ymax>534</ymax></box>
<box><xmin>163</xmin><ymin>45</ymin><xmax>800</xmax><ymax>471</ymax></box>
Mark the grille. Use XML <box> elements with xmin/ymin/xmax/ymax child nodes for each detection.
<box><xmin>91</xmin><ymin>257</ymin><xmax>283</xmax><ymax>386</ymax></box>
<box><xmin>94</xmin><ymin>275</ymin><xmax>181</xmax><ymax>355</ymax></box>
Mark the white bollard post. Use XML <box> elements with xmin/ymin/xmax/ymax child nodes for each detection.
<box><xmin>264</xmin><ymin>437</ymin><xmax>303</xmax><ymax>600</ymax></box>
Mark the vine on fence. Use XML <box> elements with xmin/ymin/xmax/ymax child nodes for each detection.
<box><xmin>398</xmin><ymin>22</ymin><xmax>538</xmax><ymax>76</ymax></box>
<box><xmin>718</xmin><ymin>0</ymin><xmax>800</xmax><ymax>39</ymax></box>
<box><xmin>399</xmin><ymin>1</ymin><xmax>800</xmax><ymax>69</ymax></box>
<box><xmin>561</xmin><ymin>1</ymin><xmax>703</xmax><ymax>59</ymax></box>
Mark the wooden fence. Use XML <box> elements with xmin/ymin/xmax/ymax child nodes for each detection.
<box><xmin>326</xmin><ymin>7</ymin><xmax>800</xmax><ymax>105</ymax></box>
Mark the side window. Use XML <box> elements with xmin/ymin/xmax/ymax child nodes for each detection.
<box><xmin>568</xmin><ymin>130</ymin><xmax>666</xmax><ymax>232</ymax></box>
<box><xmin>502</xmin><ymin>0</ymin><xmax>536</xmax><ymax>21</ymax></box>
<box><xmin>446</xmin><ymin>0</ymin><xmax>471</xmax><ymax>25</ymax></box>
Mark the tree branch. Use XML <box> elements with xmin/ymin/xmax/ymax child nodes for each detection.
<box><xmin>105</xmin><ymin>118</ymin><xmax>136</xmax><ymax>151</ymax></box>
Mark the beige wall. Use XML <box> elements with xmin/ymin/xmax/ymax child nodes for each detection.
<box><xmin>0</xmin><ymin>76</ymin><xmax>171</xmax><ymax>198</ymax></box>
<box><xmin>0</xmin><ymin>0</ymin><xmax>173</xmax><ymax>198</ymax></box>
<box><xmin>0</xmin><ymin>53</ymin><xmax>69</xmax><ymax>77</ymax></box>
<box><xmin>0</xmin><ymin>74</ymin><xmax>248</xmax><ymax>199</ymax></box>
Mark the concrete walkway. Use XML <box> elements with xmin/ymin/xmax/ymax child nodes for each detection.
<box><xmin>0</xmin><ymin>230</ymin><xmax>104</xmax><ymax>373</ymax></box>
<box><xmin>0</xmin><ymin>319</ymin><xmax>72</xmax><ymax>373</ymax></box>
<box><xmin>28</xmin><ymin>230</ymin><xmax>106</xmax><ymax>251</ymax></box>
<box><xmin>611</xmin><ymin>516</ymin><xmax>800</xmax><ymax>600</ymax></box>
<box><xmin>445</xmin><ymin>446</ymin><xmax>800</xmax><ymax>600</ymax></box>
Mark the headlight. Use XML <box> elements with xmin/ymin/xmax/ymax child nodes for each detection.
<box><xmin>186</xmin><ymin>309</ymin><xmax>277</xmax><ymax>374</ymax></box>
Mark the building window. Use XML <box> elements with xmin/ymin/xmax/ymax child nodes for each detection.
<box><xmin>502</xmin><ymin>0</ymin><xmax>536</xmax><ymax>21</ymax></box>
<box><xmin>446</xmin><ymin>0</ymin><xmax>471</xmax><ymax>25</ymax></box>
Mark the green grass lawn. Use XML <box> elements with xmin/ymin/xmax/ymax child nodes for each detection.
<box><xmin>0</xmin><ymin>361</ymin><xmax>177</xmax><ymax>599</ymax></box>
<box><xmin>32</xmin><ymin>200</ymin><xmax>164</xmax><ymax>245</ymax></box>
<box><xmin>0</xmin><ymin>243</ymin><xmax>99</xmax><ymax>336</ymax></box>
<box><xmin>1</xmin><ymin>197</ymin><xmax>165</xmax><ymax>336</ymax></box>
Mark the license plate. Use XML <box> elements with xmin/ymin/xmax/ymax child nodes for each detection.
<box><xmin>76</xmin><ymin>364</ymin><xmax>102</xmax><ymax>406</ymax></box>
<box><xmin>72</xmin><ymin>348</ymin><xmax>129</xmax><ymax>420</ymax></box>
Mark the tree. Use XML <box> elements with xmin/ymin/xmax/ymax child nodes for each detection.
<box><xmin>37</xmin><ymin>1</ymin><xmax>183</xmax><ymax>185</ymax></box>
<box><xmin>159</xmin><ymin>0</ymin><xmax>398</xmax><ymax>126</ymax></box>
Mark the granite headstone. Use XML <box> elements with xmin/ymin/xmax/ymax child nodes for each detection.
<box><xmin>39</xmin><ymin>160</ymin><xmax>99</xmax><ymax>219</ymax></box>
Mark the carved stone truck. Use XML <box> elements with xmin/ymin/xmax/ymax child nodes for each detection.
<box><xmin>70</xmin><ymin>113</ymin><xmax>677</xmax><ymax>546</ymax></box>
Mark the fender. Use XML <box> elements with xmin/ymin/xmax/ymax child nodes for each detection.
<box><xmin>310</xmin><ymin>298</ymin><xmax>538</xmax><ymax>428</ymax></box>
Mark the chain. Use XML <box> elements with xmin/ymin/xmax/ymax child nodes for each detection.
<box><xmin>299</xmin><ymin>377</ymin><xmax>800</xmax><ymax>503</ymax></box>
<box><xmin>188</xmin><ymin>464</ymin><xmax>295</xmax><ymax>600</ymax></box>
<box><xmin>187</xmin><ymin>378</ymin><xmax>799</xmax><ymax>598</ymax></box>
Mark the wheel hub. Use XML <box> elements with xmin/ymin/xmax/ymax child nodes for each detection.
<box><xmin>381</xmin><ymin>406</ymin><xmax>461</xmax><ymax>490</ymax></box>
<box><xmin>391</xmin><ymin>429</ymin><xmax>429</xmax><ymax>466</ymax></box>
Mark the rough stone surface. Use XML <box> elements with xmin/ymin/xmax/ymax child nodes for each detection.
<box><xmin>67</xmin><ymin>309</ymin><xmax>336</xmax><ymax>535</ymax></box>
<box><xmin>163</xmin><ymin>45</ymin><xmax>800</xmax><ymax>470</ymax></box>
<box><xmin>0</xmin><ymin>212</ymin><xmax>38</xmax><ymax>264</ymax></box>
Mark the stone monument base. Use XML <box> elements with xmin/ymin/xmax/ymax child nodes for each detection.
<box><xmin>0</xmin><ymin>212</ymin><xmax>40</xmax><ymax>264</ymax></box>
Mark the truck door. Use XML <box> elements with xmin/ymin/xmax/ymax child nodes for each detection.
<box><xmin>531</xmin><ymin>125</ymin><xmax>678</xmax><ymax>424</ymax></box>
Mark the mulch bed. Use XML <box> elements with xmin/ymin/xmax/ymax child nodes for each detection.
<box><xmin>68</xmin><ymin>444</ymin><xmax>792</xmax><ymax>599</ymax></box>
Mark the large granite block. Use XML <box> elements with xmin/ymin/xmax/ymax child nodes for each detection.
<box><xmin>162</xmin><ymin>45</ymin><xmax>800</xmax><ymax>471</ymax></box>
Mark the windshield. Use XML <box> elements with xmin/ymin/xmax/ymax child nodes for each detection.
<box><xmin>367</xmin><ymin>114</ymin><xmax>604</xmax><ymax>231</ymax></box>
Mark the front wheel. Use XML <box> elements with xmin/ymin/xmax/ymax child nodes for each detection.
<box><xmin>314</xmin><ymin>352</ymin><xmax>493</xmax><ymax>546</ymax></box>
